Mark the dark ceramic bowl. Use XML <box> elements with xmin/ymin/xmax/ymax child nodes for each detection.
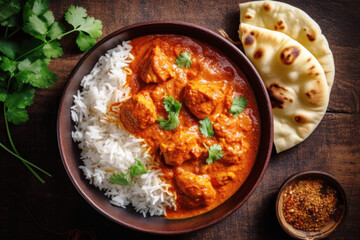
<box><xmin>276</xmin><ymin>171</ymin><xmax>347</xmax><ymax>240</ymax></box>
<box><xmin>57</xmin><ymin>21</ymin><xmax>273</xmax><ymax>234</ymax></box>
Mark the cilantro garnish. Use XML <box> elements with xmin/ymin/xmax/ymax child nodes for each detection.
<box><xmin>156</xmin><ymin>96</ymin><xmax>181</xmax><ymax>130</ymax></box>
<box><xmin>0</xmin><ymin>0</ymin><xmax>102</xmax><ymax>183</ymax></box>
<box><xmin>129</xmin><ymin>159</ymin><xmax>147</xmax><ymax>178</ymax></box>
<box><xmin>204</xmin><ymin>143</ymin><xmax>224</xmax><ymax>164</ymax></box>
<box><xmin>199</xmin><ymin>116</ymin><xmax>214</xmax><ymax>138</ymax></box>
<box><xmin>163</xmin><ymin>96</ymin><xmax>181</xmax><ymax>114</ymax></box>
<box><xmin>110</xmin><ymin>159</ymin><xmax>148</xmax><ymax>186</ymax></box>
<box><xmin>229</xmin><ymin>96</ymin><xmax>247</xmax><ymax>117</ymax></box>
<box><xmin>110</xmin><ymin>172</ymin><xmax>132</xmax><ymax>186</ymax></box>
<box><xmin>175</xmin><ymin>52</ymin><xmax>192</xmax><ymax>68</ymax></box>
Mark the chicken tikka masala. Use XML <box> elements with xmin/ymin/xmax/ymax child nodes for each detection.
<box><xmin>108</xmin><ymin>35</ymin><xmax>261</xmax><ymax>219</ymax></box>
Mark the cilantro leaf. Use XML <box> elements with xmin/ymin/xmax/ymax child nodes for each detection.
<box><xmin>0</xmin><ymin>87</ymin><xmax>7</xmax><ymax>102</ymax></box>
<box><xmin>163</xmin><ymin>96</ymin><xmax>181</xmax><ymax>114</ymax></box>
<box><xmin>0</xmin><ymin>0</ymin><xmax>21</xmax><ymax>22</ymax></box>
<box><xmin>64</xmin><ymin>5</ymin><xmax>87</xmax><ymax>28</ymax></box>
<box><xmin>229</xmin><ymin>96</ymin><xmax>247</xmax><ymax>117</ymax></box>
<box><xmin>204</xmin><ymin>143</ymin><xmax>224</xmax><ymax>164</ymax></box>
<box><xmin>25</xmin><ymin>66</ymin><xmax>57</xmax><ymax>88</ymax></box>
<box><xmin>199</xmin><ymin>116</ymin><xmax>214</xmax><ymax>138</ymax></box>
<box><xmin>6</xmin><ymin>108</ymin><xmax>29</xmax><ymax>124</ymax></box>
<box><xmin>109</xmin><ymin>172</ymin><xmax>132</xmax><ymax>186</ymax></box>
<box><xmin>23</xmin><ymin>0</ymin><xmax>49</xmax><ymax>21</ymax></box>
<box><xmin>129</xmin><ymin>159</ymin><xmax>147</xmax><ymax>178</ymax></box>
<box><xmin>0</xmin><ymin>56</ymin><xmax>17</xmax><ymax>73</ymax></box>
<box><xmin>15</xmin><ymin>58</ymin><xmax>57</xmax><ymax>88</ymax></box>
<box><xmin>157</xmin><ymin>95</ymin><xmax>182</xmax><ymax>130</ymax></box>
<box><xmin>1</xmin><ymin>14</ymin><xmax>19</xmax><ymax>28</ymax></box>
<box><xmin>157</xmin><ymin>111</ymin><xmax>180</xmax><ymax>131</ymax></box>
<box><xmin>23</xmin><ymin>14</ymin><xmax>47</xmax><ymax>40</ymax></box>
<box><xmin>5</xmin><ymin>86</ymin><xmax>35</xmax><ymax>124</ymax></box>
<box><xmin>47</xmin><ymin>22</ymin><xmax>65</xmax><ymax>40</ymax></box>
<box><xmin>175</xmin><ymin>52</ymin><xmax>192</xmax><ymax>68</ymax></box>
<box><xmin>0</xmin><ymin>39</ymin><xmax>18</xmax><ymax>59</ymax></box>
<box><xmin>40</xmin><ymin>10</ymin><xmax>54</xmax><ymax>26</ymax></box>
<box><xmin>76</xmin><ymin>31</ymin><xmax>96</xmax><ymax>51</ymax></box>
<box><xmin>5</xmin><ymin>86</ymin><xmax>35</xmax><ymax>109</ymax></box>
<box><xmin>43</xmin><ymin>41</ymin><xmax>63</xmax><ymax>58</ymax></box>
<box><xmin>64</xmin><ymin>5</ymin><xmax>102</xmax><ymax>52</ymax></box>
<box><xmin>77</xmin><ymin>17</ymin><xmax>102</xmax><ymax>38</ymax></box>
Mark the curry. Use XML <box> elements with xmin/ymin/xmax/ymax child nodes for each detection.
<box><xmin>108</xmin><ymin>34</ymin><xmax>261</xmax><ymax>219</ymax></box>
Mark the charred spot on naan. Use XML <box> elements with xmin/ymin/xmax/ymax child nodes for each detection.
<box><xmin>280</xmin><ymin>46</ymin><xmax>301</xmax><ymax>65</ymax></box>
<box><xmin>244</xmin><ymin>13</ymin><xmax>253</xmax><ymax>19</ymax></box>
<box><xmin>305</xmin><ymin>89</ymin><xmax>321</xmax><ymax>105</ymax></box>
<box><xmin>267</xmin><ymin>83</ymin><xmax>293</xmax><ymax>109</ymax></box>
<box><xmin>274</xmin><ymin>20</ymin><xmax>286</xmax><ymax>31</ymax></box>
<box><xmin>308</xmin><ymin>65</ymin><xmax>321</xmax><ymax>77</ymax></box>
<box><xmin>294</xmin><ymin>115</ymin><xmax>307</xmax><ymax>124</ymax></box>
<box><xmin>304</xmin><ymin>80</ymin><xmax>327</xmax><ymax>106</ymax></box>
<box><xmin>253</xmin><ymin>48</ymin><xmax>263</xmax><ymax>59</ymax></box>
<box><xmin>307</xmin><ymin>33</ymin><xmax>316</xmax><ymax>41</ymax></box>
<box><xmin>244</xmin><ymin>34</ymin><xmax>254</xmax><ymax>45</ymax></box>
<box><xmin>263</xmin><ymin>2</ymin><xmax>272</xmax><ymax>11</ymax></box>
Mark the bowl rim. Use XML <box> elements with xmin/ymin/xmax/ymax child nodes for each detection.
<box><xmin>275</xmin><ymin>170</ymin><xmax>347</xmax><ymax>240</ymax></box>
<box><xmin>57</xmin><ymin>20</ymin><xmax>273</xmax><ymax>234</ymax></box>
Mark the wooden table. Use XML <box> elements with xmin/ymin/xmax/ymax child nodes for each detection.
<box><xmin>1</xmin><ymin>0</ymin><xmax>359</xmax><ymax>239</ymax></box>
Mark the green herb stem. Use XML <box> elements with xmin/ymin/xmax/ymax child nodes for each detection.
<box><xmin>0</xmin><ymin>141</ymin><xmax>52</xmax><ymax>177</ymax></box>
<box><xmin>6</xmin><ymin>27</ymin><xmax>20</xmax><ymax>39</ymax></box>
<box><xmin>15</xmin><ymin>29</ymin><xmax>77</xmax><ymax>61</ymax></box>
<box><xmin>4</xmin><ymin>26</ymin><xmax>9</xmax><ymax>38</ymax></box>
<box><xmin>3</xmin><ymin>104</ymin><xmax>45</xmax><ymax>183</ymax></box>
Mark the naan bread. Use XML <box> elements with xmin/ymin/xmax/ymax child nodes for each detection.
<box><xmin>239</xmin><ymin>0</ymin><xmax>335</xmax><ymax>90</ymax></box>
<box><xmin>239</xmin><ymin>23</ymin><xmax>329</xmax><ymax>153</ymax></box>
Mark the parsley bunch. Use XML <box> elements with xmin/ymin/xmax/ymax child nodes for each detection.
<box><xmin>0</xmin><ymin>0</ymin><xmax>102</xmax><ymax>183</ymax></box>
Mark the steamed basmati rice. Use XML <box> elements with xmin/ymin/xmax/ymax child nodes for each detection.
<box><xmin>71</xmin><ymin>41</ymin><xmax>175</xmax><ymax>217</ymax></box>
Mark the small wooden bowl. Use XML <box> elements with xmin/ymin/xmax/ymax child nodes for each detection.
<box><xmin>276</xmin><ymin>171</ymin><xmax>346</xmax><ymax>240</ymax></box>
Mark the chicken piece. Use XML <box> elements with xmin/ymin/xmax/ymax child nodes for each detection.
<box><xmin>220</xmin><ymin>139</ymin><xmax>250</xmax><ymax>165</ymax></box>
<box><xmin>175</xmin><ymin>168</ymin><xmax>216</xmax><ymax>208</ymax></box>
<box><xmin>211</xmin><ymin>171</ymin><xmax>236</xmax><ymax>187</ymax></box>
<box><xmin>183</xmin><ymin>80</ymin><xmax>226</xmax><ymax>119</ymax></box>
<box><xmin>160</xmin><ymin>130</ymin><xmax>203</xmax><ymax>166</ymax></box>
<box><xmin>140</xmin><ymin>46</ymin><xmax>174</xmax><ymax>84</ymax></box>
<box><xmin>212</xmin><ymin>114</ymin><xmax>243</xmax><ymax>141</ymax></box>
<box><xmin>119</xmin><ymin>91</ymin><xmax>157</xmax><ymax>132</ymax></box>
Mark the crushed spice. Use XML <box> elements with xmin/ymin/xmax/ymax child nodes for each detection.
<box><xmin>282</xmin><ymin>179</ymin><xmax>338</xmax><ymax>232</ymax></box>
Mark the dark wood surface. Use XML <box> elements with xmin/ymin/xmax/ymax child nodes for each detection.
<box><xmin>1</xmin><ymin>0</ymin><xmax>359</xmax><ymax>239</ymax></box>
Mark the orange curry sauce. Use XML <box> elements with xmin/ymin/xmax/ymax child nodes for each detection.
<box><xmin>108</xmin><ymin>35</ymin><xmax>261</xmax><ymax>219</ymax></box>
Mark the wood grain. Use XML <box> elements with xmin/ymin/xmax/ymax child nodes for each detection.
<box><xmin>1</xmin><ymin>0</ymin><xmax>359</xmax><ymax>239</ymax></box>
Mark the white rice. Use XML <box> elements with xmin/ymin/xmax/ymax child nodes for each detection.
<box><xmin>71</xmin><ymin>41</ymin><xmax>175</xmax><ymax>217</ymax></box>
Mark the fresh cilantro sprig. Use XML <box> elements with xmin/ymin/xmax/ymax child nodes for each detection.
<box><xmin>110</xmin><ymin>172</ymin><xmax>132</xmax><ymax>186</ymax></box>
<box><xmin>175</xmin><ymin>52</ymin><xmax>192</xmax><ymax>68</ymax></box>
<box><xmin>156</xmin><ymin>96</ymin><xmax>181</xmax><ymax>130</ymax></box>
<box><xmin>110</xmin><ymin>159</ymin><xmax>148</xmax><ymax>186</ymax></box>
<box><xmin>0</xmin><ymin>0</ymin><xmax>102</xmax><ymax>183</ymax></box>
<box><xmin>204</xmin><ymin>143</ymin><xmax>224</xmax><ymax>164</ymax></box>
<box><xmin>129</xmin><ymin>159</ymin><xmax>147</xmax><ymax>177</ymax></box>
<box><xmin>64</xmin><ymin>5</ymin><xmax>102</xmax><ymax>51</ymax></box>
<box><xmin>163</xmin><ymin>95</ymin><xmax>181</xmax><ymax>114</ymax></box>
<box><xmin>199</xmin><ymin>116</ymin><xmax>214</xmax><ymax>138</ymax></box>
<box><xmin>229</xmin><ymin>96</ymin><xmax>247</xmax><ymax>117</ymax></box>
